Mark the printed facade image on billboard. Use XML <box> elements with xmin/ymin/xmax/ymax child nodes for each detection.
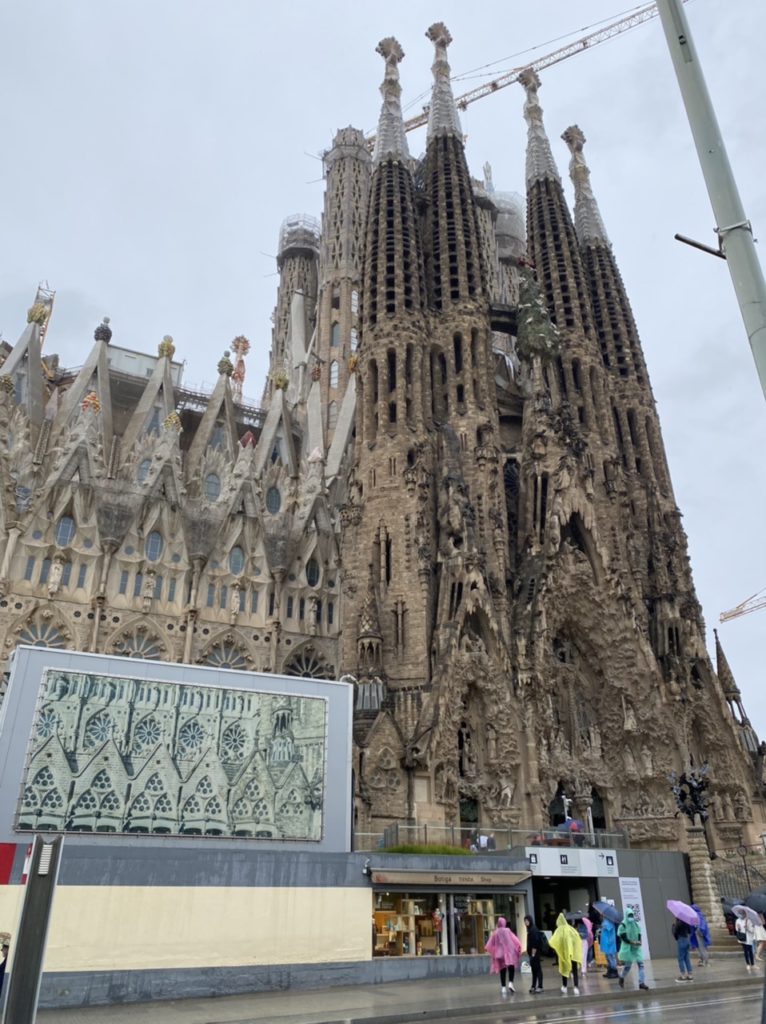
<box><xmin>17</xmin><ymin>669</ymin><xmax>328</xmax><ymax>841</ymax></box>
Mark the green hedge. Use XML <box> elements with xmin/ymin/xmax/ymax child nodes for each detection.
<box><xmin>382</xmin><ymin>843</ymin><xmax>473</xmax><ymax>856</ymax></box>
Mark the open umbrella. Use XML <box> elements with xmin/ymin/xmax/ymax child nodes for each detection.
<box><xmin>734</xmin><ymin>904</ymin><xmax>763</xmax><ymax>926</ymax></box>
<box><xmin>594</xmin><ymin>900</ymin><xmax>623</xmax><ymax>925</ymax></box>
<box><xmin>744</xmin><ymin>892</ymin><xmax>766</xmax><ymax>916</ymax></box>
<box><xmin>557</xmin><ymin>819</ymin><xmax>585</xmax><ymax>832</ymax></box>
<box><xmin>666</xmin><ymin>900</ymin><xmax>699</xmax><ymax>926</ymax></box>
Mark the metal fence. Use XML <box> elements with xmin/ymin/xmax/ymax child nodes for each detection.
<box><xmin>354</xmin><ymin>822</ymin><xmax>629</xmax><ymax>852</ymax></box>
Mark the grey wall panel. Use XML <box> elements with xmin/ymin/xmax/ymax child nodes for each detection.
<box><xmin>39</xmin><ymin>955</ymin><xmax>494</xmax><ymax>1009</ymax></box>
<box><xmin>616</xmin><ymin>849</ymin><xmax>690</xmax><ymax>959</ymax></box>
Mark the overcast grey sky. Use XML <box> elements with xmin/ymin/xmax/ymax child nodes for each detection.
<box><xmin>2</xmin><ymin>2</ymin><xmax>764</xmax><ymax>735</ymax></box>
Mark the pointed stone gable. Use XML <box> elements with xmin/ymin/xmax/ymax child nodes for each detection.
<box><xmin>120</xmin><ymin>337</ymin><xmax>178</xmax><ymax>457</ymax></box>
<box><xmin>51</xmin><ymin>318</ymin><xmax>114</xmax><ymax>456</ymax></box>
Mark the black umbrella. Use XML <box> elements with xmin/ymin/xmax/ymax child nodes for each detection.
<box><xmin>744</xmin><ymin>891</ymin><xmax>766</xmax><ymax>915</ymax></box>
<box><xmin>594</xmin><ymin>900</ymin><xmax>623</xmax><ymax>924</ymax></box>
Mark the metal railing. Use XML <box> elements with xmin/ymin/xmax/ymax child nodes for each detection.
<box><xmin>356</xmin><ymin>822</ymin><xmax>630</xmax><ymax>852</ymax></box>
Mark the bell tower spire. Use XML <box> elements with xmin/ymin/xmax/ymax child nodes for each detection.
<box><xmin>372</xmin><ymin>37</ymin><xmax>410</xmax><ymax>165</ymax></box>
<box><xmin>425</xmin><ymin>22</ymin><xmax>462</xmax><ymax>141</ymax></box>
<box><xmin>561</xmin><ymin>125</ymin><xmax>609</xmax><ymax>246</ymax></box>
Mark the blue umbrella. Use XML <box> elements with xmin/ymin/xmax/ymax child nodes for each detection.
<box><xmin>557</xmin><ymin>819</ymin><xmax>585</xmax><ymax>832</ymax></box>
<box><xmin>594</xmin><ymin>900</ymin><xmax>623</xmax><ymax>924</ymax></box>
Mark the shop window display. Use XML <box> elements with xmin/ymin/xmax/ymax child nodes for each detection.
<box><xmin>373</xmin><ymin>892</ymin><xmax>511</xmax><ymax>957</ymax></box>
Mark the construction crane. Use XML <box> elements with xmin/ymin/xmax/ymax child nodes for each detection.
<box><xmin>366</xmin><ymin>1</ymin><xmax>686</xmax><ymax>147</ymax></box>
<box><xmin>720</xmin><ymin>589</ymin><xmax>766</xmax><ymax>623</ymax></box>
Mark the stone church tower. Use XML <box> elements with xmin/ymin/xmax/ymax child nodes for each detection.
<box><xmin>0</xmin><ymin>25</ymin><xmax>762</xmax><ymax>850</ymax></box>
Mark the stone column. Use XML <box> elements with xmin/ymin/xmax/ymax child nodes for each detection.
<box><xmin>686</xmin><ymin>824</ymin><xmax>724</xmax><ymax>927</ymax></box>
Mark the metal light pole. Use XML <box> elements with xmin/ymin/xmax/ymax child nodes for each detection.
<box><xmin>2</xmin><ymin>835</ymin><xmax>64</xmax><ymax>1024</ymax></box>
<box><xmin>657</xmin><ymin>0</ymin><xmax>766</xmax><ymax>400</ymax></box>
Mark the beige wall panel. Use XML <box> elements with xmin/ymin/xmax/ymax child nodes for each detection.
<box><xmin>7</xmin><ymin>886</ymin><xmax>371</xmax><ymax>972</ymax></box>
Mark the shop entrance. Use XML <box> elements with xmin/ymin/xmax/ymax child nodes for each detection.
<box><xmin>534</xmin><ymin>878</ymin><xmax>597</xmax><ymax>933</ymax></box>
<box><xmin>373</xmin><ymin>889</ymin><xmax>529</xmax><ymax>957</ymax></box>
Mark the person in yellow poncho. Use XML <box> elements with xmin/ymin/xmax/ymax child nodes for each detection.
<box><xmin>549</xmin><ymin>912</ymin><xmax>584</xmax><ymax>995</ymax></box>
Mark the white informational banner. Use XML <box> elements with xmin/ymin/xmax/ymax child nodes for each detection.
<box><xmin>525</xmin><ymin>847</ymin><xmax>619</xmax><ymax>878</ymax></box>
<box><xmin>618</xmin><ymin>876</ymin><xmax>651</xmax><ymax>960</ymax></box>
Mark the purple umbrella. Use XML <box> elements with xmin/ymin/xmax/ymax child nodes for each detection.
<box><xmin>734</xmin><ymin>904</ymin><xmax>762</xmax><ymax>926</ymax></box>
<box><xmin>666</xmin><ymin>900</ymin><xmax>699</xmax><ymax>926</ymax></box>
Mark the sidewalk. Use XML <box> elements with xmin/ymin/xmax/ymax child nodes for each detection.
<box><xmin>37</xmin><ymin>955</ymin><xmax>765</xmax><ymax>1024</ymax></box>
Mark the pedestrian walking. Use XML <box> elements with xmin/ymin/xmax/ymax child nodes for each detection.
<box><xmin>484</xmin><ymin>916</ymin><xmax>522</xmax><ymax>995</ymax></box>
<box><xmin>734</xmin><ymin>909</ymin><xmax>757</xmax><ymax>971</ymax></box>
<box><xmin>523</xmin><ymin>914</ymin><xmax>546</xmax><ymax>994</ymax></box>
<box><xmin>754</xmin><ymin>912</ymin><xmax>766</xmax><ymax>962</ymax></box>
<box><xmin>672</xmin><ymin>917</ymin><xmax>694</xmax><ymax>981</ymax></box>
<box><xmin>598</xmin><ymin>913</ymin><xmax>619</xmax><ymax>978</ymax></box>
<box><xmin>549</xmin><ymin>912</ymin><xmax>583</xmax><ymax>995</ymax></box>
<box><xmin>573</xmin><ymin>914</ymin><xmax>591</xmax><ymax>974</ymax></box>
<box><xmin>690</xmin><ymin>903</ymin><xmax>711</xmax><ymax>966</ymax></box>
<box><xmin>617</xmin><ymin>908</ymin><xmax>649</xmax><ymax>990</ymax></box>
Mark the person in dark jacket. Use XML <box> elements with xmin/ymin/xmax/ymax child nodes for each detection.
<box><xmin>672</xmin><ymin>918</ymin><xmax>693</xmax><ymax>981</ymax></box>
<box><xmin>523</xmin><ymin>914</ymin><xmax>545</xmax><ymax>994</ymax></box>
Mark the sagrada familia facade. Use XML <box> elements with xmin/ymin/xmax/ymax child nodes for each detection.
<box><xmin>1</xmin><ymin>24</ymin><xmax>762</xmax><ymax>849</ymax></box>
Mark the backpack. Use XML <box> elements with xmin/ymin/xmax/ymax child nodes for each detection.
<box><xmin>538</xmin><ymin>931</ymin><xmax>553</xmax><ymax>957</ymax></box>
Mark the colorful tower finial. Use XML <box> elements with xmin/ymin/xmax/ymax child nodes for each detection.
<box><xmin>217</xmin><ymin>350</ymin><xmax>234</xmax><ymax>377</ymax></box>
<box><xmin>373</xmin><ymin>37</ymin><xmax>410</xmax><ymax>165</ymax></box>
<box><xmin>94</xmin><ymin>317</ymin><xmax>112</xmax><ymax>343</ymax></box>
<box><xmin>425</xmin><ymin>22</ymin><xmax>462</xmax><ymax>141</ymax></box>
<box><xmin>519</xmin><ymin>69</ymin><xmax>561</xmax><ymax>186</ymax></box>
<box><xmin>158</xmin><ymin>334</ymin><xmax>176</xmax><ymax>359</ymax></box>
<box><xmin>562</xmin><ymin>125</ymin><xmax>610</xmax><ymax>246</ymax></box>
<box><xmin>231</xmin><ymin>335</ymin><xmax>251</xmax><ymax>403</ymax></box>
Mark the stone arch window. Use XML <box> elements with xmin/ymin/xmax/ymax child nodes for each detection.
<box><xmin>204</xmin><ymin>641</ymin><xmax>248</xmax><ymax>672</ymax></box>
<box><xmin>178</xmin><ymin>719</ymin><xmax>205</xmax><ymax>755</ymax></box>
<box><xmin>591</xmin><ymin>787</ymin><xmax>607</xmax><ymax>830</ymax></box>
<box><xmin>183</xmin><ymin>795</ymin><xmax>203</xmax><ymax>816</ymax></box>
<box><xmin>266</xmin><ymin>486</ymin><xmax>281</xmax><ymax>514</ymax></box>
<box><xmin>19</xmin><ymin>619</ymin><xmax>67</xmax><ymax>649</ymax></box>
<box><xmin>55</xmin><ymin>515</ymin><xmax>76</xmax><ymax>547</ymax></box>
<box><xmin>278</xmin><ymin>788</ymin><xmax>306</xmax><ymax>818</ymax></box>
<box><xmin>350</xmin><ymin>328</ymin><xmax>358</xmax><ymax>352</ymax></box>
<box><xmin>84</xmin><ymin>710</ymin><xmax>114</xmax><ymax>748</ymax></box>
<box><xmin>143</xmin><ymin>774</ymin><xmax>163</xmax><ymax>795</ymax></box>
<box><xmin>196</xmin><ymin>776</ymin><xmax>214</xmax><ymax>797</ymax></box>
<box><xmin>72</xmin><ymin>789</ymin><xmax>98</xmax><ymax>815</ymax></box>
<box><xmin>40</xmin><ymin>788</ymin><xmax>64</xmax><ymax>811</ymax></box>
<box><xmin>330</xmin><ymin>323</ymin><xmax>341</xmax><ymax>347</ymax></box>
<box><xmin>210</xmin><ymin>422</ymin><xmax>225</xmax><ymax>450</ymax></box>
<box><xmin>283</xmin><ymin>645</ymin><xmax>335</xmax><ymax>680</ymax></box>
<box><xmin>132</xmin><ymin>716</ymin><xmax>162</xmax><ymax>752</ymax></box>
<box><xmin>244</xmin><ymin>778</ymin><xmax>261</xmax><ymax>801</ymax></box>
<box><xmin>113</xmin><ymin>629</ymin><xmax>164</xmax><ymax>660</ymax></box>
<box><xmin>306</xmin><ymin>558</ymin><xmax>320</xmax><ymax>587</ymax></box>
<box><xmin>204</xmin><ymin>473</ymin><xmax>221</xmax><ymax>500</ymax></box>
<box><xmin>91</xmin><ymin>769</ymin><xmax>113</xmax><ymax>792</ymax></box>
<box><xmin>232</xmin><ymin>798</ymin><xmax>249</xmax><ymax>819</ymax></box>
<box><xmin>221</xmin><ymin>722</ymin><xmax>247</xmax><ymax>762</ymax></box>
<box><xmin>137</xmin><ymin>458</ymin><xmax>152</xmax><ymax>484</ymax></box>
<box><xmin>145</xmin><ymin>531</ymin><xmax>164</xmax><ymax>561</ymax></box>
<box><xmin>229</xmin><ymin>546</ymin><xmax>245</xmax><ymax>575</ymax></box>
<box><xmin>31</xmin><ymin>767</ymin><xmax>56</xmax><ymax>790</ymax></box>
<box><xmin>35</xmin><ymin>707</ymin><xmax>58</xmax><ymax>740</ymax></box>
<box><xmin>330</xmin><ymin>360</ymin><xmax>339</xmax><ymax>389</ymax></box>
<box><xmin>100</xmin><ymin>791</ymin><xmax>121</xmax><ymax>814</ymax></box>
<box><xmin>328</xmin><ymin>401</ymin><xmax>338</xmax><ymax>431</ymax></box>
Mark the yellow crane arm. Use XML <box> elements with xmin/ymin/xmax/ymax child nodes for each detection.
<box><xmin>366</xmin><ymin>2</ymin><xmax>686</xmax><ymax>148</ymax></box>
<box><xmin>720</xmin><ymin>589</ymin><xmax>766</xmax><ymax>623</ymax></box>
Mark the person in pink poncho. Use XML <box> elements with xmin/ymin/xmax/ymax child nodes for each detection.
<box><xmin>485</xmin><ymin>916</ymin><xmax>522</xmax><ymax>995</ymax></box>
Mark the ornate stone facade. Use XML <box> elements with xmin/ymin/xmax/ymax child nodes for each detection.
<box><xmin>0</xmin><ymin>26</ymin><xmax>763</xmax><ymax>852</ymax></box>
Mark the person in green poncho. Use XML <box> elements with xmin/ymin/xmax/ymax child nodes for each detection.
<box><xmin>549</xmin><ymin>912</ymin><xmax>583</xmax><ymax>995</ymax></box>
<box><xmin>617</xmin><ymin>908</ymin><xmax>649</xmax><ymax>990</ymax></box>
